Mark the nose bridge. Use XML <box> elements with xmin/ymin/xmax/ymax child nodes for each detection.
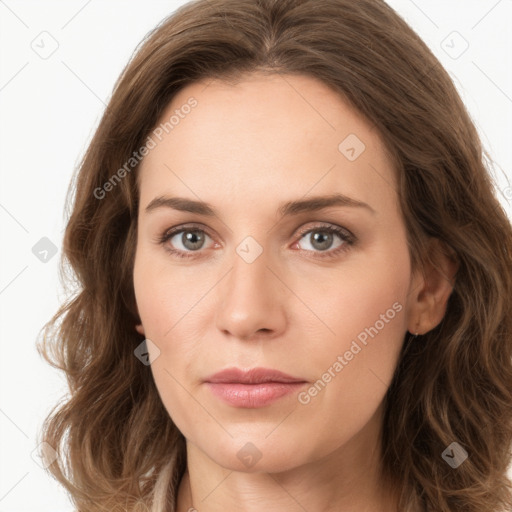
<box><xmin>226</xmin><ymin>237</ymin><xmax>275</xmax><ymax>304</ymax></box>
<box><xmin>214</xmin><ymin>235</ymin><xmax>287</xmax><ymax>339</ymax></box>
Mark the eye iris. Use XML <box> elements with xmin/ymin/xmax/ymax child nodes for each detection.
<box><xmin>182</xmin><ymin>230</ymin><xmax>205</xmax><ymax>250</ymax></box>
<box><xmin>311</xmin><ymin>231</ymin><xmax>333</xmax><ymax>251</ymax></box>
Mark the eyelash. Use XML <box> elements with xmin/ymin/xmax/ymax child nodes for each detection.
<box><xmin>156</xmin><ymin>223</ymin><xmax>356</xmax><ymax>260</ymax></box>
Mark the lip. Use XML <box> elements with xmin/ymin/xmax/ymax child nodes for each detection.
<box><xmin>205</xmin><ymin>367</ymin><xmax>306</xmax><ymax>384</ymax></box>
<box><xmin>204</xmin><ymin>367</ymin><xmax>308</xmax><ymax>408</ymax></box>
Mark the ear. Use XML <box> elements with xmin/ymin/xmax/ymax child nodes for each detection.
<box><xmin>127</xmin><ymin>292</ymin><xmax>145</xmax><ymax>335</ymax></box>
<box><xmin>133</xmin><ymin>302</ymin><xmax>145</xmax><ymax>336</ymax></box>
<box><xmin>407</xmin><ymin>238</ymin><xmax>459</xmax><ymax>335</ymax></box>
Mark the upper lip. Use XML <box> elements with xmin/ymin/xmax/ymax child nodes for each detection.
<box><xmin>204</xmin><ymin>367</ymin><xmax>307</xmax><ymax>384</ymax></box>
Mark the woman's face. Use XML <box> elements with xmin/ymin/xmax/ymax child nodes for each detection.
<box><xmin>133</xmin><ymin>72</ymin><xmax>419</xmax><ymax>473</ymax></box>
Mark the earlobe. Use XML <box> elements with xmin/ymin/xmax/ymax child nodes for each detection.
<box><xmin>408</xmin><ymin>238</ymin><xmax>459</xmax><ymax>335</ymax></box>
<box><xmin>132</xmin><ymin>300</ymin><xmax>145</xmax><ymax>335</ymax></box>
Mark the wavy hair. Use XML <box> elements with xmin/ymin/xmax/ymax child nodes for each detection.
<box><xmin>37</xmin><ymin>0</ymin><xmax>512</xmax><ymax>510</ymax></box>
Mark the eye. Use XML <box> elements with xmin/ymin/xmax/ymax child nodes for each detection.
<box><xmin>293</xmin><ymin>224</ymin><xmax>355</xmax><ymax>258</ymax></box>
<box><xmin>157</xmin><ymin>224</ymin><xmax>215</xmax><ymax>259</ymax></box>
<box><xmin>156</xmin><ymin>222</ymin><xmax>356</xmax><ymax>260</ymax></box>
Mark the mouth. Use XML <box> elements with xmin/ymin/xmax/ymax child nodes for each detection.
<box><xmin>204</xmin><ymin>367</ymin><xmax>308</xmax><ymax>408</ymax></box>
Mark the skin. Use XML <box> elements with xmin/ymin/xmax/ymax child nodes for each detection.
<box><xmin>133</xmin><ymin>72</ymin><xmax>457</xmax><ymax>512</ymax></box>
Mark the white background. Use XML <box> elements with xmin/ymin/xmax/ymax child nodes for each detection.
<box><xmin>0</xmin><ymin>1</ymin><xmax>511</xmax><ymax>510</ymax></box>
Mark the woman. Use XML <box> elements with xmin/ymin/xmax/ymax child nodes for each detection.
<box><xmin>37</xmin><ymin>0</ymin><xmax>512</xmax><ymax>511</ymax></box>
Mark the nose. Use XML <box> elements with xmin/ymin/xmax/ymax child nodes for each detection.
<box><xmin>214</xmin><ymin>247</ymin><xmax>287</xmax><ymax>341</ymax></box>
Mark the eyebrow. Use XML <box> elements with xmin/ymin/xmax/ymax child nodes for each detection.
<box><xmin>144</xmin><ymin>193</ymin><xmax>375</xmax><ymax>217</ymax></box>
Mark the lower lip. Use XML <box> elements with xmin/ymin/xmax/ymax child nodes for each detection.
<box><xmin>205</xmin><ymin>382</ymin><xmax>307</xmax><ymax>408</ymax></box>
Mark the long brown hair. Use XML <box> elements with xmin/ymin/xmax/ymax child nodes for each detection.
<box><xmin>37</xmin><ymin>0</ymin><xmax>512</xmax><ymax>510</ymax></box>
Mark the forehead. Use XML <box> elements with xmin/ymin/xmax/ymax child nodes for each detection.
<box><xmin>137</xmin><ymin>72</ymin><xmax>398</xmax><ymax>216</ymax></box>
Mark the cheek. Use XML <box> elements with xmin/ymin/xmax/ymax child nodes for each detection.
<box><xmin>133</xmin><ymin>244</ymin><xmax>203</xmax><ymax>340</ymax></box>
<box><xmin>293</xmin><ymin>238</ymin><xmax>410</xmax><ymax>348</ymax></box>
<box><xmin>292</xmin><ymin>243</ymin><xmax>410</xmax><ymax>422</ymax></box>
<box><xmin>133</xmin><ymin>247</ymin><xmax>209</xmax><ymax>420</ymax></box>
<box><xmin>133</xmin><ymin>253</ymin><xmax>203</xmax><ymax>436</ymax></box>
<box><xmin>287</xmin><ymin>211</ymin><xmax>411</xmax><ymax>335</ymax></box>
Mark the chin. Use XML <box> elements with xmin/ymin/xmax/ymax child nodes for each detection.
<box><xmin>190</xmin><ymin>428</ymin><xmax>324</xmax><ymax>474</ymax></box>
